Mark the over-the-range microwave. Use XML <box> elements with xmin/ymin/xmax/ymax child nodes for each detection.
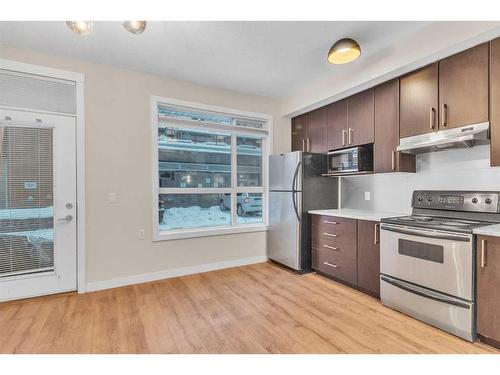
<box><xmin>324</xmin><ymin>145</ymin><xmax>374</xmax><ymax>176</ymax></box>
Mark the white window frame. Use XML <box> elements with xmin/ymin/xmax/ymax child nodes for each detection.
<box><xmin>151</xmin><ymin>96</ymin><xmax>273</xmax><ymax>241</ymax></box>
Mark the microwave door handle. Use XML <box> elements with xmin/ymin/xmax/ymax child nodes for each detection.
<box><xmin>380</xmin><ymin>225</ymin><xmax>470</xmax><ymax>242</ymax></box>
<box><xmin>380</xmin><ymin>275</ymin><xmax>471</xmax><ymax>309</ymax></box>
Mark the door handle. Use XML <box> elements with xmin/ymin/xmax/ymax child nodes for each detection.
<box><xmin>323</xmin><ymin>232</ymin><xmax>338</xmax><ymax>237</ymax></box>
<box><xmin>429</xmin><ymin>107</ymin><xmax>436</xmax><ymax>129</ymax></box>
<box><xmin>441</xmin><ymin>103</ymin><xmax>448</xmax><ymax>127</ymax></box>
<box><xmin>348</xmin><ymin>128</ymin><xmax>353</xmax><ymax>145</ymax></box>
<box><xmin>342</xmin><ymin>129</ymin><xmax>347</xmax><ymax>146</ymax></box>
<box><xmin>481</xmin><ymin>239</ymin><xmax>487</xmax><ymax>268</ymax></box>
<box><xmin>374</xmin><ymin>223</ymin><xmax>380</xmax><ymax>245</ymax></box>
<box><xmin>307</xmin><ymin>138</ymin><xmax>311</xmax><ymax>152</ymax></box>
<box><xmin>302</xmin><ymin>139</ymin><xmax>305</xmax><ymax>151</ymax></box>
<box><xmin>323</xmin><ymin>244</ymin><xmax>338</xmax><ymax>250</ymax></box>
<box><xmin>323</xmin><ymin>261</ymin><xmax>338</xmax><ymax>268</ymax></box>
<box><xmin>391</xmin><ymin>151</ymin><xmax>396</xmax><ymax>171</ymax></box>
<box><xmin>57</xmin><ymin>215</ymin><xmax>73</xmax><ymax>222</ymax></box>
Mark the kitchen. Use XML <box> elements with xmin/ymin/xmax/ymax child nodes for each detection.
<box><xmin>2</xmin><ymin>13</ymin><xmax>500</xmax><ymax>372</ymax></box>
<box><xmin>268</xmin><ymin>38</ymin><xmax>500</xmax><ymax>349</ymax></box>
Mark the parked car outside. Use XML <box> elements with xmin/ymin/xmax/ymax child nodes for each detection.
<box><xmin>219</xmin><ymin>193</ymin><xmax>262</xmax><ymax>216</ymax></box>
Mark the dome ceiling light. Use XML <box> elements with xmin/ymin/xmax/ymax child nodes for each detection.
<box><xmin>65</xmin><ymin>21</ymin><xmax>94</xmax><ymax>36</ymax></box>
<box><xmin>66</xmin><ymin>21</ymin><xmax>147</xmax><ymax>36</ymax></box>
<box><xmin>123</xmin><ymin>21</ymin><xmax>147</xmax><ymax>34</ymax></box>
<box><xmin>327</xmin><ymin>38</ymin><xmax>361</xmax><ymax>64</ymax></box>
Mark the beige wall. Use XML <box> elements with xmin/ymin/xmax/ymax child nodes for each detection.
<box><xmin>0</xmin><ymin>43</ymin><xmax>291</xmax><ymax>285</ymax></box>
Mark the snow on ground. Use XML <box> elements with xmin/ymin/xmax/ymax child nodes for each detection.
<box><xmin>0</xmin><ymin>207</ymin><xmax>54</xmax><ymax>243</ymax></box>
<box><xmin>160</xmin><ymin>205</ymin><xmax>261</xmax><ymax>231</ymax></box>
<box><xmin>0</xmin><ymin>206</ymin><xmax>53</xmax><ymax>220</ymax></box>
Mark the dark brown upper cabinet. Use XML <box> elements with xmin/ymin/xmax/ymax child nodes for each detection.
<box><xmin>490</xmin><ymin>38</ymin><xmax>500</xmax><ymax>167</ymax></box>
<box><xmin>307</xmin><ymin>107</ymin><xmax>327</xmax><ymax>153</ymax></box>
<box><xmin>291</xmin><ymin>114</ymin><xmax>308</xmax><ymax>151</ymax></box>
<box><xmin>374</xmin><ymin>79</ymin><xmax>415</xmax><ymax>173</ymax></box>
<box><xmin>476</xmin><ymin>235</ymin><xmax>500</xmax><ymax>346</ymax></box>
<box><xmin>439</xmin><ymin>42</ymin><xmax>489</xmax><ymax>129</ymax></box>
<box><xmin>347</xmin><ymin>88</ymin><xmax>375</xmax><ymax>147</ymax></box>
<box><xmin>326</xmin><ymin>99</ymin><xmax>348</xmax><ymax>151</ymax></box>
<box><xmin>400</xmin><ymin>63</ymin><xmax>439</xmax><ymax>138</ymax></box>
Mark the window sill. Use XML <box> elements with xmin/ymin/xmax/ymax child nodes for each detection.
<box><xmin>153</xmin><ymin>224</ymin><xmax>268</xmax><ymax>241</ymax></box>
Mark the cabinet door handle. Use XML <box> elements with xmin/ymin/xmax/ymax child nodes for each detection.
<box><xmin>391</xmin><ymin>151</ymin><xmax>396</xmax><ymax>171</ymax></box>
<box><xmin>441</xmin><ymin>103</ymin><xmax>448</xmax><ymax>127</ymax></box>
<box><xmin>374</xmin><ymin>223</ymin><xmax>380</xmax><ymax>245</ymax></box>
<box><xmin>323</xmin><ymin>261</ymin><xmax>338</xmax><ymax>268</ymax></box>
<box><xmin>323</xmin><ymin>232</ymin><xmax>337</xmax><ymax>237</ymax></box>
<box><xmin>342</xmin><ymin>129</ymin><xmax>347</xmax><ymax>146</ymax></box>
<box><xmin>481</xmin><ymin>239</ymin><xmax>487</xmax><ymax>268</ymax></box>
<box><xmin>302</xmin><ymin>139</ymin><xmax>305</xmax><ymax>151</ymax></box>
<box><xmin>307</xmin><ymin>138</ymin><xmax>311</xmax><ymax>152</ymax></box>
<box><xmin>323</xmin><ymin>244</ymin><xmax>338</xmax><ymax>250</ymax></box>
<box><xmin>429</xmin><ymin>107</ymin><xmax>436</xmax><ymax>129</ymax></box>
<box><xmin>322</xmin><ymin>220</ymin><xmax>338</xmax><ymax>224</ymax></box>
<box><xmin>348</xmin><ymin>128</ymin><xmax>353</xmax><ymax>145</ymax></box>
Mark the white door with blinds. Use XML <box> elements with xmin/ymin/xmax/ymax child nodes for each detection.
<box><xmin>0</xmin><ymin>109</ymin><xmax>77</xmax><ymax>302</ymax></box>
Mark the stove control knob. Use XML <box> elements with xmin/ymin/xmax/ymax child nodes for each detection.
<box><xmin>472</xmin><ymin>198</ymin><xmax>479</xmax><ymax>204</ymax></box>
<box><xmin>485</xmin><ymin>198</ymin><xmax>492</xmax><ymax>204</ymax></box>
<box><xmin>427</xmin><ymin>196</ymin><xmax>432</xmax><ymax>202</ymax></box>
<box><xmin>417</xmin><ymin>196</ymin><xmax>423</xmax><ymax>202</ymax></box>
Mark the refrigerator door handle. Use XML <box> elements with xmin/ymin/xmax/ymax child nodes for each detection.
<box><xmin>292</xmin><ymin>191</ymin><xmax>301</xmax><ymax>222</ymax></box>
<box><xmin>291</xmin><ymin>161</ymin><xmax>301</xmax><ymax>222</ymax></box>
<box><xmin>291</xmin><ymin>161</ymin><xmax>301</xmax><ymax>192</ymax></box>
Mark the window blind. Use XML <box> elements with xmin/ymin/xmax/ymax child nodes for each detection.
<box><xmin>0</xmin><ymin>126</ymin><xmax>54</xmax><ymax>278</ymax></box>
<box><xmin>0</xmin><ymin>69</ymin><xmax>76</xmax><ymax>114</ymax></box>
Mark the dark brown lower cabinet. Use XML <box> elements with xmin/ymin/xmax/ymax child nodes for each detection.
<box><xmin>311</xmin><ymin>215</ymin><xmax>380</xmax><ymax>298</ymax></box>
<box><xmin>476</xmin><ymin>235</ymin><xmax>500</xmax><ymax>348</ymax></box>
<box><xmin>357</xmin><ymin>220</ymin><xmax>380</xmax><ymax>298</ymax></box>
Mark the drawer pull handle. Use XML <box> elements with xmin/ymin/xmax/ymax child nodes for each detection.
<box><xmin>323</xmin><ymin>261</ymin><xmax>338</xmax><ymax>268</ymax></box>
<box><xmin>322</xmin><ymin>220</ymin><xmax>338</xmax><ymax>224</ymax></box>
<box><xmin>323</xmin><ymin>232</ymin><xmax>337</xmax><ymax>237</ymax></box>
<box><xmin>481</xmin><ymin>239</ymin><xmax>487</xmax><ymax>268</ymax></box>
<box><xmin>323</xmin><ymin>244</ymin><xmax>338</xmax><ymax>250</ymax></box>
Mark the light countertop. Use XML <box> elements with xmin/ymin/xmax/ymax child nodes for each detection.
<box><xmin>473</xmin><ymin>224</ymin><xmax>500</xmax><ymax>237</ymax></box>
<box><xmin>308</xmin><ymin>209</ymin><xmax>406</xmax><ymax>222</ymax></box>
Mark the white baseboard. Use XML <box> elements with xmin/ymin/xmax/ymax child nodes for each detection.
<box><xmin>86</xmin><ymin>255</ymin><xmax>268</xmax><ymax>292</ymax></box>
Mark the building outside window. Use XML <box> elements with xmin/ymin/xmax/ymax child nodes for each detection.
<box><xmin>152</xmin><ymin>97</ymin><xmax>272</xmax><ymax>240</ymax></box>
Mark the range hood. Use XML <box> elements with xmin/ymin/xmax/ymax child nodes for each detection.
<box><xmin>397</xmin><ymin>122</ymin><xmax>490</xmax><ymax>154</ymax></box>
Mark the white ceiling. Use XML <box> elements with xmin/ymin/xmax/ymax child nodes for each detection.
<box><xmin>0</xmin><ymin>21</ymin><xmax>432</xmax><ymax>99</ymax></box>
<box><xmin>1</xmin><ymin>21</ymin><xmax>500</xmax><ymax>115</ymax></box>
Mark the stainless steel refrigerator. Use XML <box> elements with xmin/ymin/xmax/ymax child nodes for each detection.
<box><xmin>267</xmin><ymin>151</ymin><xmax>338</xmax><ymax>272</ymax></box>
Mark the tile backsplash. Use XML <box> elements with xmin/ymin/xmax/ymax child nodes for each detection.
<box><xmin>341</xmin><ymin>144</ymin><xmax>500</xmax><ymax>213</ymax></box>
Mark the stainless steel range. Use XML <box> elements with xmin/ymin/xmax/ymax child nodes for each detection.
<box><xmin>380</xmin><ymin>190</ymin><xmax>500</xmax><ymax>342</ymax></box>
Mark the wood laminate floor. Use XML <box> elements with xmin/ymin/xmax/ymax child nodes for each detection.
<box><xmin>0</xmin><ymin>262</ymin><xmax>497</xmax><ymax>354</ymax></box>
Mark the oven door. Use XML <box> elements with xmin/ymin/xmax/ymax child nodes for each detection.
<box><xmin>380</xmin><ymin>223</ymin><xmax>473</xmax><ymax>300</ymax></box>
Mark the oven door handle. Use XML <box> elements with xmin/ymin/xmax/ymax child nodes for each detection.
<box><xmin>380</xmin><ymin>224</ymin><xmax>470</xmax><ymax>242</ymax></box>
<box><xmin>380</xmin><ymin>275</ymin><xmax>471</xmax><ymax>309</ymax></box>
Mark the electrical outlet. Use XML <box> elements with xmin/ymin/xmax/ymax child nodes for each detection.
<box><xmin>138</xmin><ymin>229</ymin><xmax>145</xmax><ymax>240</ymax></box>
<box><xmin>364</xmin><ymin>191</ymin><xmax>371</xmax><ymax>201</ymax></box>
<box><xmin>108</xmin><ymin>192</ymin><xmax>118</xmax><ymax>203</ymax></box>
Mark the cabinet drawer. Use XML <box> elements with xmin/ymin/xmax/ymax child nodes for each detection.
<box><xmin>312</xmin><ymin>231</ymin><xmax>357</xmax><ymax>249</ymax></box>
<box><xmin>312</xmin><ymin>215</ymin><xmax>356</xmax><ymax>235</ymax></box>
<box><xmin>312</xmin><ymin>245</ymin><xmax>357</xmax><ymax>285</ymax></box>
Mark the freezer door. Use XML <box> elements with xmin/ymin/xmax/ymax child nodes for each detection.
<box><xmin>269</xmin><ymin>151</ymin><xmax>302</xmax><ymax>191</ymax></box>
<box><xmin>267</xmin><ymin>191</ymin><xmax>301</xmax><ymax>270</ymax></box>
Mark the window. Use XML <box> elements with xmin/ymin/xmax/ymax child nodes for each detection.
<box><xmin>153</xmin><ymin>97</ymin><xmax>271</xmax><ymax>240</ymax></box>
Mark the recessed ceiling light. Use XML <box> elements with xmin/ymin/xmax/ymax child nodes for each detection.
<box><xmin>327</xmin><ymin>38</ymin><xmax>361</xmax><ymax>64</ymax></box>
<box><xmin>123</xmin><ymin>21</ymin><xmax>147</xmax><ymax>34</ymax></box>
<box><xmin>66</xmin><ymin>21</ymin><xmax>94</xmax><ymax>36</ymax></box>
